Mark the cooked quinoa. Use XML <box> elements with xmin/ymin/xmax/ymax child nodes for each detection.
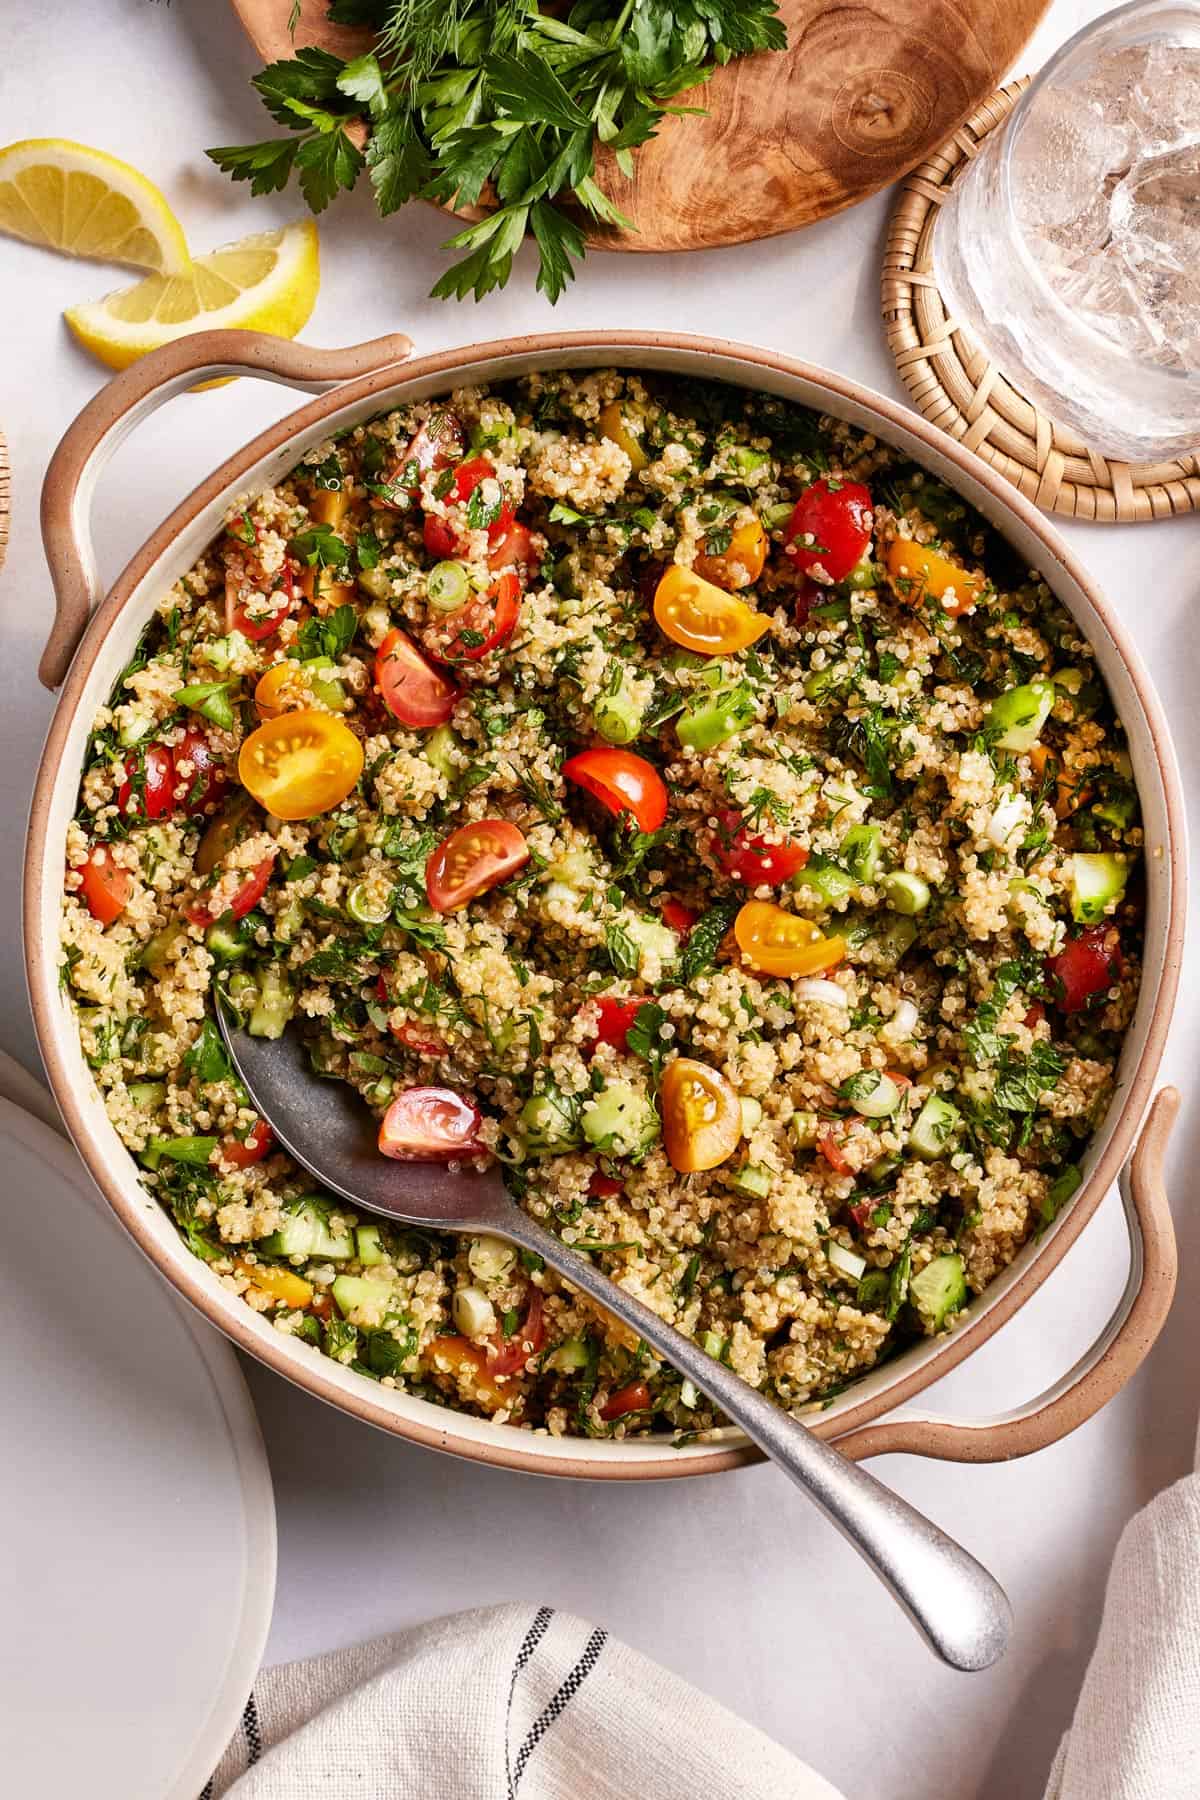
<box><xmin>61</xmin><ymin>369</ymin><xmax>1144</xmax><ymax>1438</ymax></box>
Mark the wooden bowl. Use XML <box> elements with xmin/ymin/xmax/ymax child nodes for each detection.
<box><xmin>228</xmin><ymin>0</ymin><xmax>1051</xmax><ymax>251</ymax></box>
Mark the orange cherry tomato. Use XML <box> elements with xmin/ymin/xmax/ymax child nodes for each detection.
<box><xmin>378</xmin><ymin>1087</ymin><xmax>484</xmax><ymax>1161</ymax></box>
<box><xmin>425</xmin><ymin>819</ymin><xmax>529</xmax><ymax>913</ymax></box>
<box><xmin>221</xmin><ymin>1117</ymin><xmax>274</xmax><ymax>1168</ymax></box>
<box><xmin>660</xmin><ymin>898</ymin><xmax>699</xmax><ymax>939</ymax></box>
<box><xmin>428</xmin><ymin>1336</ymin><xmax>509</xmax><ymax>1409</ymax></box>
<box><xmin>600</xmin><ymin>1380</ymin><xmax>652</xmax><ymax>1422</ymax></box>
<box><xmin>375</xmin><ymin>628</ymin><xmax>459</xmax><ymax>728</ymax></box>
<box><xmin>423</xmin><ymin>572</ymin><xmax>521</xmax><ymax>664</ymax></box>
<box><xmin>562</xmin><ymin>748</ymin><xmax>668</xmax><ymax>833</ymax></box>
<box><xmin>238</xmin><ymin>711</ymin><xmax>363</xmax><ymax>821</ymax></box>
<box><xmin>652</xmin><ymin>564</ymin><xmax>769</xmax><ymax>656</ymax></box>
<box><xmin>693</xmin><ymin>517</ymin><xmax>768</xmax><ymax>591</ymax></box>
<box><xmin>885</xmin><ymin>538</ymin><xmax>986</xmax><ymax>618</ymax></box>
<box><xmin>733</xmin><ymin>901</ymin><xmax>847</xmax><ymax>978</ymax></box>
<box><xmin>79</xmin><ymin>845</ymin><xmax>131</xmax><ymax>924</ymax></box>
<box><xmin>660</xmin><ymin>1057</ymin><xmax>742</xmax><ymax>1173</ymax></box>
<box><xmin>234</xmin><ymin>1257</ymin><xmax>313</xmax><ymax>1310</ymax></box>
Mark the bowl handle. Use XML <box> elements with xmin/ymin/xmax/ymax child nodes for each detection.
<box><xmin>835</xmin><ymin>1086</ymin><xmax>1179</xmax><ymax>1464</ymax></box>
<box><xmin>39</xmin><ymin>328</ymin><xmax>414</xmax><ymax>690</ymax></box>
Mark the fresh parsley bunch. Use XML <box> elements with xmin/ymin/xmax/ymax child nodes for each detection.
<box><xmin>208</xmin><ymin>0</ymin><xmax>786</xmax><ymax>302</ymax></box>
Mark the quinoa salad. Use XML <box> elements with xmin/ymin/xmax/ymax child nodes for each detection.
<box><xmin>61</xmin><ymin>369</ymin><xmax>1144</xmax><ymax>1438</ymax></box>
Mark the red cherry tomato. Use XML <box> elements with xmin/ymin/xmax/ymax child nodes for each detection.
<box><xmin>1047</xmin><ymin>926</ymin><xmax>1122</xmax><ymax>1014</ymax></box>
<box><xmin>376</xmin><ymin>628</ymin><xmax>459</xmax><ymax>728</ymax></box>
<box><xmin>387</xmin><ymin>413</ymin><xmax>466</xmax><ymax>500</ymax></box>
<box><xmin>600</xmin><ymin>1380</ymin><xmax>652</xmax><ymax>1422</ymax></box>
<box><xmin>117</xmin><ymin>742</ymin><xmax>175</xmax><ymax>820</ymax></box>
<box><xmin>1024</xmin><ymin>1001</ymin><xmax>1046</xmax><ymax>1031</ymax></box>
<box><xmin>79</xmin><ymin>844</ymin><xmax>131</xmax><ymax>924</ymax></box>
<box><xmin>424</xmin><ymin>572</ymin><xmax>521</xmax><ymax>664</ymax></box>
<box><xmin>711</xmin><ymin>809</ymin><xmax>809</xmax><ymax>886</ymax></box>
<box><xmin>230</xmin><ymin>576</ymin><xmax>295</xmax><ymax>643</ymax></box>
<box><xmin>229</xmin><ymin>854</ymin><xmax>276</xmax><ymax>919</ymax></box>
<box><xmin>589</xmin><ymin>995</ymin><xmax>645</xmax><ymax>1052</ymax></box>
<box><xmin>793</xmin><ymin>578</ymin><xmax>821</xmax><ymax>629</ymax></box>
<box><xmin>785</xmin><ymin>479</ymin><xmax>873</xmax><ymax>584</ymax></box>
<box><xmin>174</xmin><ymin>728</ymin><xmax>230</xmax><ymax>816</ymax></box>
<box><xmin>816</xmin><ymin>1127</ymin><xmax>853</xmax><ymax>1176</ymax></box>
<box><xmin>660</xmin><ymin>898</ymin><xmax>699</xmax><ymax>939</ymax></box>
<box><xmin>848</xmin><ymin>1200</ymin><xmax>873</xmax><ymax>1231</ymax></box>
<box><xmin>562</xmin><ymin>748</ymin><xmax>669</xmax><ymax>833</ymax></box>
<box><xmin>487</xmin><ymin>519</ymin><xmax>536</xmax><ymax>572</ymax></box>
<box><xmin>221</xmin><ymin>1117</ymin><xmax>274</xmax><ymax>1168</ymax></box>
<box><xmin>588</xmin><ymin>1171</ymin><xmax>626</xmax><ymax>1199</ymax></box>
<box><xmin>423</xmin><ymin>514</ymin><xmax>461</xmax><ymax>560</ymax></box>
<box><xmin>489</xmin><ymin>1287</ymin><xmax>545</xmax><ymax>1376</ymax></box>
<box><xmin>378</xmin><ymin>1087</ymin><xmax>484</xmax><ymax>1161</ymax></box>
<box><xmin>425</xmin><ymin>819</ymin><xmax>529</xmax><ymax>913</ymax></box>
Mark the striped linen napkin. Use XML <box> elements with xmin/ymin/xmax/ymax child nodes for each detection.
<box><xmin>203</xmin><ymin>1605</ymin><xmax>846</xmax><ymax>1800</ymax></box>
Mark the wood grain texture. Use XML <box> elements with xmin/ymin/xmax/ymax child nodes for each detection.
<box><xmin>228</xmin><ymin>0</ymin><xmax>1049</xmax><ymax>250</ymax></box>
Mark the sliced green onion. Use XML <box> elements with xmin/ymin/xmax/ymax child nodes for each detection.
<box><xmin>347</xmin><ymin>882</ymin><xmax>391</xmax><ymax>925</ymax></box>
<box><xmin>427</xmin><ymin>560</ymin><xmax>471</xmax><ymax>613</ymax></box>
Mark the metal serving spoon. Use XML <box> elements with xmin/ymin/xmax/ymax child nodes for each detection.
<box><xmin>221</xmin><ymin>1017</ymin><xmax>1012</xmax><ymax>1671</ymax></box>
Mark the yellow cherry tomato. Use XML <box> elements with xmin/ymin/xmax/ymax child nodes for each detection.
<box><xmin>598</xmin><ymin>400</ymin><xmax>649</xmax><ymax>472</ymax></box>
<box><xmin>234</xmin><ymin>1257</ymin><xmax>313</xmax><ymax>1310</ymax></box>
<box><xmin>733</xmin><ymin>901</ymin><xmax>847</xmax><ymax>978</ymax></box>
<box><xmin>693</xmin><ymin>517</ymin><xmax>768</xmax><ymax>591</ymax></box>
<box><xmin>885</xmin><ymin>538</ymin><xmax>986</xmax><ymax>618</ymax></box>
<box><xmin>661</xmin><ymin>1057</ymin><xmax>743</xmax><ymax>1173</ymax></box>
<box><xmin>653</xmin><ymin>565</ymin><xmax>770</xmax><ymax>656</ymax></box>
<box><xmin>254</xmin><ymin>662</ymin><xmax>306</xmax><ymax>719</ymax></box>
<box><xmin>238</xmin><ymin>709</ymin><xmax>363</xmax><ymax>821</ymax></box>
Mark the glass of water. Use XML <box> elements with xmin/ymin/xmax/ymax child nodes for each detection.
<box><xmin>934</xmin><ymin>0</ymin><xmax>1200</xmax><ymax>463</ymax></box>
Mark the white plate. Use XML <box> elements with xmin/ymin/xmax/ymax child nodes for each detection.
<box><xmin>0</xmin><ymin>1093</ymin><xmax>276</xmax><ymax>1797</ymax></box>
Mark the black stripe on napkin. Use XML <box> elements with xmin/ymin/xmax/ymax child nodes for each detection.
<box><xmin>506</xmin><ymin>1607</ymin><xmax>555</xmax><ymax>1798</ymax></box>
<box><xmin>511</xmin><ymin>1625</ymin><xmax>608</xmax><ymax>1794</ymax></box>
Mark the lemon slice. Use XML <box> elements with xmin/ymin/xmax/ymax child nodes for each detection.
<box><xmin>64</xmin><ymin>221</ymin><xmax>321</xmax><ymax>371</ymax></box>
<box><xmin>0</xmin><ymin>139</ymin><xmax>190</xmax><ymax>274</ymax></box>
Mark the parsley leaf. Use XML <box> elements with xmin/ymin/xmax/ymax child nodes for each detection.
<box><xmin>677</xmin><ymin>900</ymin><xmax>739</xmax><ymax>986</ymax></box>
<box><xmin>296</xmin><ymin>603</ymin><xmax>357</xmax><ymax>662</ymax></box>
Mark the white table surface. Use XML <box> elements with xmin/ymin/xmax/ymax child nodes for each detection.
<box><xmin>2</xmin><ymin>4</ymin><xmax>1197</xmax><ymax>1795</ymax></box>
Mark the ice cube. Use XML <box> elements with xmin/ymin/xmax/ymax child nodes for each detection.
<box><xmin>1110</xmin><ymin>142</ymin><xmax>1200</xmax><ymax>277</ymax></box>
<box><xmin>1011</xmin><ymin>85</ymin><xmax>1132</xmax><ymax>230</ymax></box>
<box><xmin>1127</xmin><ymin>41</ymin><xmax>1200</xmax><ymax>153</ymax></box>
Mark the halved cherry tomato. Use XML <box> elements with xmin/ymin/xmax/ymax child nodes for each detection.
<box><xmin>489</xmin><ymin>1287</ymin><xmax>545</xmax><ymax>1376</ymax></box>
<box><xmin>693</xmin><ymin>517</ymin><xmax>768</xmax><ymax>591</ymax></box>
<box><xmin>424</xmin><ymin>572</ymin><xmax>521</xmax><ymax>664</ymax></box>
<box><xmin>785</xmin><ymin>479</ymin><xmax>873</xmax><ymax>584</ymax></box>
<box><xmin>228</xmin><ymin>574</ymin><xmax>295</xmax><ymax>643</ymax></box>
<box><xmin>885</xmin><ymin>538</ymin><xmax>985</xmax><ymax>618</ymax></box>
<box><xmin>118</xmin><ymin>742</ymin><xmax>174</xmax><ymax>820</ymax></box>
<box><xmin>653</xmin><ymin>564</ymin><xmax>769</xmax><ymax>656</ymax></box>
<box><xmin>79</xmin><ymin>844</ymin><xmax>131</xmax><ymax>924</ymax></box>
<box><xmin>378</xmin><ymin>1087</ymin><xmax>484</xmax><ymax>1161</ymax></box>
<box><xmin>711</xmin><ymin>809</ymin><xmax>809</xmax><ymax>886</ymax></box>
<box><xmin>562</xmin><ymin>748</ymin><xmax>668</xmax><ymax>833</ymax></box>
<box><xmin>221</xmin><ymin>1117</ymin><xmax>274</xmax><ymax>1169</ymax></box>
<box><xmin>373</xmin><ymin>976</ymin><xmax>447</xmax><ymax>1055</ymax></box>
<box><xmin>733</xmin><ymin>901</ymin><xmax>846</xmax><ymax>978</ymax></box>
<box><xmin>1028</xmin><ymin>743</ymin><xmax>1093</xmax><ymax>819</ymax></box>
<box><xmin>234</xmin><ymin>1257</ymin><xmax>313</xmax><ymax>1310</ymax></box>
<box><xmin>428</xmin><ymin>1335</ymin><xmax>508</xmax><ymax>1409</ymax></box>
<box><xmin>817</xmin><ymin>1128</ymin><xmax>853</xmax><ymax>1176</ymax></box>
<box><xmin>423</xmin><ymin>514</ymin><xmax>460</xmax><ymax>560</ymax></box>
<box><xmin>600</xmin><ymin>1380</ymin><xmax>652</xmax><ymax>1422</ymax></box>
<box><xmin>660</xmin><ymin>899</ymin><xmax>699</xmax><ymax>939</ymax></box>
<box><xmin>589</xmin><ymin>1171</ymin><xmax>626</xmax><ymax>1199</ymax></box>
<box><xmin>375</xmin><ymin>628</ymin><xmax>459</xmax><ymax>727</ymax></box>
<box><xmin>187</xmin><ymin>852</ymin><xmax>276</xmax><ymax>927</ymax></box>
<box><xmin>382</xmin><ymin>413</ymin><xmax>466</xmax><ymax>503</ymax></box>
<box><xmin>661</xmin><ymin>1057</ymin><xmax>741</xmax><ymax>1173</ymax></box>
<box><xmin>487</xmin><ymin>519</ymin><xmax>536</xmax><ymax>572</ymax></box>
<box><xmin>1047</xmin><ymin>925</ymin><xmax>1122</xmax><ymax>1014</ymax></box>
<box><xmin>589</xmin><ymin>995</ymin><xmax>645</xmax><ymax>1052</ymax></box>
<box><xmin>176</xmin><ymin>728</ymin><xmax>231</xmax><ymax>817</ymax></box>
<box><xmin>425</xmin><ymin>819</ymin><xmax>529</xmax><ymax>913</ymax></box>
<box><xmin>238</xmin><ymin>710</ymin><xmax>363</xmax><ymax>821</ymax></box>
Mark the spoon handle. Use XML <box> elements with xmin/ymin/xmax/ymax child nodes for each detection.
<box><xmin>503</xmin><ymin>1209</ymin><xmax>1011</xmax><ymax>1671</ymax></box>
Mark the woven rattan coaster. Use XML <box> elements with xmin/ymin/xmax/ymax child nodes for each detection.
<box><xmin>0</xmin><ymin>432</ymin><xmax>8</xmax><ymax>575</ymax></box>
<box><xmin>882</xmin><ymin>78</ymin><xmax>1200</xmax><ymax>523</ymax></box>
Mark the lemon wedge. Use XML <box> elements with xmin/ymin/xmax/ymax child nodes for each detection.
<box><xmin>64</xmin><ymin>220</ymin><xmax>321</xmax><ymax>371</ymax></box>
<box><xmin>0</xmin><ymin>138</ymin><xmax>190</xmax><ymax>274</ymax></box>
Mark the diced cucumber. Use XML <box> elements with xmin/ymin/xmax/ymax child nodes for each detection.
<box><xmin>520</xmin><ymin>1087</ymin><xmax>582</xmax><ymax>1155</ymax></box>
<box><xmin>828</xmin><ymin>1241</ymin><xmax>867</xmax><ymax>1282</ymax></box>
<box><xmin>594</xmin><ymin>669</ymin><xmax>645</xmax><ymax>746</ymax></box>
<box><xmin>738</xmin><ymin>1095</ymin><xmax>763</xmax><ymax>1137</ymax></box>
<box><xmin>424</xmin><ymin>724</ymin><xmax>462</xmax><ymax>782</ymax></box>
<box><xmin>881</xmin><ymin>871</ymin><xmax>931</xmax><ymax>915</ymax></box>
<box><xmin>676</xmin><ymin>682</ymin><xmax>755</xmax><ymax>751</ymax></box>
<box><xmin>1071</xmin><ymin>852</ymin><xmax>1129</xmax><ymax>923</ymax></box>
<box><xmin>985</xmin><ymin>679</ymin><xmax>1055</xmax><ymax>751</ymax></box>
<box><xmin>839</xmin><ymin>1070</ymin><xmax>901</xmax><ymax>1118</ymax></box>
<box><xmin>804</xmin><ymin>664</ymin><xmax>852</xmax><ymax>702</ymax></box>
<box><xmin>141</xmin><ymin>920</ymin><xmax>187</xmax><ymax>975</ymax></box>
<box><xmin>581</xmin><ymin>1080</ymin><xmax>660</xmax><ymax>1160</ymax></box>
<box><xmin>909</xmin><ymin>1252</ymin><xmax>968</xmax><ymax>1330</ymax></box>
<box><xmin>618</xmin><ymin>912</ymin><xmax>679</xmax><ymax>969</ymax></box>
<box><xmin>789</xmin><ymin>1111</ymin><xmax>820</xmax><ymax>1150</ymax></box>
<box><xmin>793</xmin><ymin>855</ymin><xmax>856</xmax><ymax>905</ymax></box>
<box><xmin>841</xmin><ymin>552</ymin><xmax>880</xmax><ymax>592</ymax></box>
<box><xmin>175</xmin><ymin>680</ymin><xmax>237</xmax><ymax>732</ymax></box>
<box><xmin>273</xmin><ymin>894</ymin><xmax>306</xmax><ymax>944</ymax></box>
<box><xmin>728</xmin><ymin>446</ymin><xmax>771</xmax><ymax>477</ymax></box>
<box><xmin>452</xmin><ymin>1285</ymin><xmax>497</xmax><ymax>1337</ymax></box>
<box><xmin>357</xmin><ymin>565</ymin><xmax>393</xmax><ymax>602</ymax></box>
<box><xmin>546</xmin><ymin>1335</ymin><xmax>589</xmax><ymax>1373</ymax></box>
<box><xmin>841</xmin><ymin>824</ymin><xmax>882</xmax><ymax>884</ymax></box>
<box><xmin>728</xmin><ymin>1163</ymin><xmax>771</xmax><ymax>1199</ymax></box>
<box><xmin>700</xmin><ymin>1329</ymin><xmax>724</xmax><ymax>1359</ymax></box>
<box><xmin>301</xmin><ymin>656</ymin><xmax>345</xmax><ymax>711</ymax></box>
<box><xmin>127</xmin><ymin>1080</ymin><xmax>166</xmax><ymax>1112</ymax></box>
<box><xmin>331</xmin><ymin>1273</ymin><xmax>397</xmax><ymax>1320</ymax></box>
<box><xmin>205</xmin><ymin>918</ymin><xmax>247</xmax><ymax>962</ymax></box>
<box><xmin>909</xmin><ymin>1094</ymin><xmax>962</xmax><ymax>1161</ymax></box>
<box><xmin>249</xmin><ymin>963</ymin><xmax>294</xmax><ymax>1039</ymax></box>
<box><xmin>856</xmin><ymin>1268</ymin><xmax>890</xmax><ymax>1312</ymax></box>
<box><xmin>262</xmin><ymin>1197</ymin><xmax>353</xmax><ymax>1261</ymax></box>
<box><xmin>1091</xmin><ymin>783</ymin><xmax>1138</xmax><ymax>832</ymax></box>
<box><xmin>468</xmin><ymin>1234</ymin><xmax>516</xmax><ymax>1280</ymax></box>
<box><xmin>356</xmin><ymin>1224</ymin><xmax>386</xmax><ymax>1266</ymax></box>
